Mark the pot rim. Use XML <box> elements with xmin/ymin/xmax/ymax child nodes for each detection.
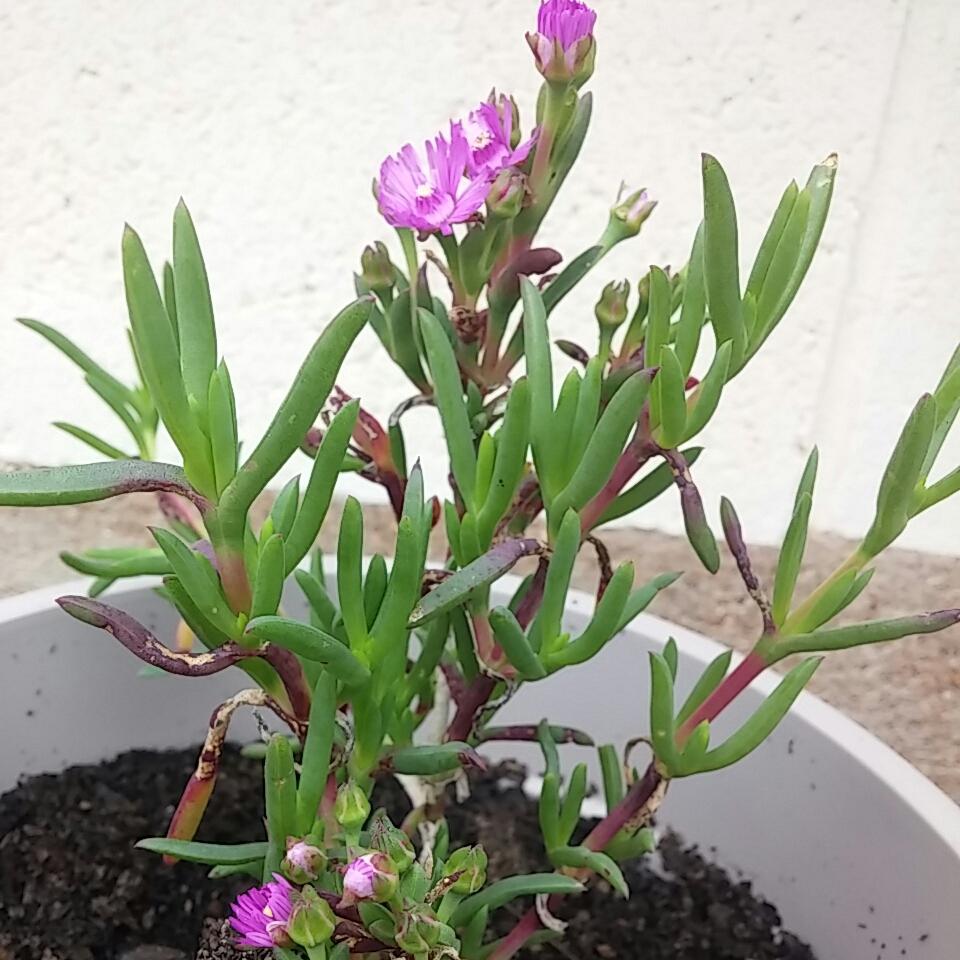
<box><xmin>5</xmin><ymin>572</ymin><xmax>958</xmax><ymax>854</ymax></box>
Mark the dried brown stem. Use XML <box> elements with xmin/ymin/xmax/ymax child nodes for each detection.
<box><xmin>422</xmin><ymin>568</ymin><xmax>455</xmax><ymax>596</ymax></box>
<box><xmin>585</xmin><ymin>535</ymin><xmax>613</xmax><ymax>601</ymax></box>
<box><xmin>164</xmin><ymin>689</ymin><xmax>304</xmax><ymax>860</ymax></box>
<box><xmin>475</xmin><ymin>724</ymin><xmax>594</xmax><ymax>746</ymax></box>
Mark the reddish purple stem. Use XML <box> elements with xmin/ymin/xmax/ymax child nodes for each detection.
<box><xmin>260</xmin><ymin>643</ymin><xmax>313</xmax><ymax>722</ymax></box>
<box><xmin>579</xmin><ymin>433</ymin><xmax>656</xmax><ymax>532</ymax></box>
<box><xmin>56</xmin><ymin>596</ymin><xmax>257</xmax><ymax>676</ymax></box>
<box><xmin>439</xmin><ymin>661</ymin><xmax>467</xmax><ymax>705</ymax></box>
<box><xmin>488</xmin><ymin>765</ymin><xmax>663</xmax><ymax>960</ymax></box>
<box><xmin>677</xmin><ymin>649</ymin><xmax>768</xmax><ymax>741</ymax></box>
<box><xmin>445</xmin><ymin>675</ymin><xmax>497</xmax><ymax>743</ymax></box>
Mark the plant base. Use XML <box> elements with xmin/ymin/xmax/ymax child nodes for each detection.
<box><xmin>0</xmin><ymin>748</ymin><xmax>813</xmax><ymax>960</ymax></box>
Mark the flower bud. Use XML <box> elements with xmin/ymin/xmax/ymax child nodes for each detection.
<box><xmin>486</xmin><ymin>168</ymin><xmax>528</xmax><ymax>221</ymax></box>
<box><xmin>595</xmin><ymin>280</ymin><xmax>630</xmax><ymax>330</ymax></box>
<box><xmin>287</xmin><ymin>885</ymin><xmax>337</xmax><ymax>949</ymax></box>
<box><xmin>369</xmin><ymin>809</ymin><xmax>416</xmax><ymax>874</ymax></box>
<box><xmin>609</xmin><ymin>188</ymin><xmax>657</xmax><ymax>240</ymax></box>
<box><xmin>360</xmin><ymin>240</ymin><xmax>396</xmax><ymax>298</ymax></box>
<box><xmin>340</xmin><ymin>852</ymin><xmax>399</xmax><ymax>907</ymax></box>
<box><xmin>281</xmin><ymin>837</ymin><xmax>326</xmax><ymax>884</ymax></box>
<box><xmin>334</xmin><ymin>780</ymin><xmax>371</xmax><ymax>831</ymax></box>
<box><xmin>526</xmin><ymin>0</ymin><xmax>597</xmax><ymax>87</ymax></box>
<box><xmin>395</xmin><ymin>909</ymin><xmax>443</xmax><ymax>955</ymax></box>
<box><xmin>442</xmin><ymin>844</ymin><xmax>487</xmax><ymax>894</ymax></box>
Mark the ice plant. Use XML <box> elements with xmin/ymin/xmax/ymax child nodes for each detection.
<box><xmin>230</xmin><ymin>874</ymin><xmax>295</xmax><ymax>948</ymax></box>
<box><xmin>282</xmin><ymin>838</ymin><xmax>325</xmax><ymax>883</ymax></box>
<box><xmin>462</xmin><ymin>101</ymin><xmax>538</xmax><ymax>180</ymax></box>
<box><xmin>377</xmin><ymin>126</ymin><xmax>491</xmax><ymax>235</ymax></box>
<box><xmin>4</xmin><ymin>2</ymin><xmax>960</xmax><ymax>959</ymax></box>
<box><xmin>526</xmin><ymin>0</ymin><xmax>597</xmax><ymax>84</ymax></box>
<box><xmin>340</xmin><ymin>852</ymin><xmax>398</xmax><ymax>906</ymax></box>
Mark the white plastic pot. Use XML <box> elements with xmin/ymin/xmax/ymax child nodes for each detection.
<box><xmin>2</xmin><ymin>574</ymin><xmax>959</xmax><ymax>959</ymax></box>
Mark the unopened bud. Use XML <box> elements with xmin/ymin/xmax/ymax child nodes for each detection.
<box><xmin>360</xmin><ymin>241</ymin><xmax>396</xmax><ymax>298</ymax></box>
<box><xmin>369</xmin><ymin>809</ymin><xmax>416</xmax><ymax>873</ymax></box>
<box><xmin>442</xmin><ymin>845</ymin><xmax>487</xmax><ymax>894</ymax></box>
<box><xmin>334</xmin><ymin>780</ymin><xmax>371</xmax><ymax>831</ymax></box>
<box><xmin>525</xmin><ymin>0</ymin><xmax>597</xmax><ymax>88</ymax></box>
<box><xmin>597</xmin><ymin>186</ymin><xmax>659</xmax><ymax>255</ymax></box>
<box><xmin>486</xmin><ymin>168</ymin><xmax>527</xmax><ymax>221</ymax></box>
<box><xmin>595</xmin><ymin>280</ymin><xmax>630</xmax><ymax>330</ymax></box>
<box><xmin>396</xmin><ymin>909</ymin><xmax>443</xmax><ymax>955</ymax></box>
<box><xmin>281</xmin><ymin>837</ymin><xmax>326</xmax><ymax>884</ymax></box>
<box><xmin>288</xmin><ymin>885</ymin><xmax>337</xmax><ymax>948</ymax></box>
<box><xmin>340</xmin><ymin>852</ymin><xmax>399</xmax><ymax>907</ymax></box>
<box><xmin>612</xmin><ymin>187</ymin><xmax>657</xmax><ymax>238</ymax></box>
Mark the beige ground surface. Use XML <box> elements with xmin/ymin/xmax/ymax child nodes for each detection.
<box><xmin>1</xmin><ymin>494</ymin><xmax>957</xmax><ymax>799</ymax></box>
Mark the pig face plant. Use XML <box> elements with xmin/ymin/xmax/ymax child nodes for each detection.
<box><xmin>5</xmin><ymin>1</ymin><xmax>960</xmax><ymax>957</ymax></box>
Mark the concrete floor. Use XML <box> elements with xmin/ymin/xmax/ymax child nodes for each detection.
<box><xmin>1</xmin><ymin>493</ymin><xmax>958</xmax><ymax>800</ymax></box>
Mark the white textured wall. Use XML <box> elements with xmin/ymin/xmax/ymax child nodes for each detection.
<box><xmin>1</xmin><ymin>0</ymin><xmax>959</xmax><ymax>554</ymax></box>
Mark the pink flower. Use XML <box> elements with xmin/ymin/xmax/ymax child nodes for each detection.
<box><xmin>462</xmin><ymin>102</ymin><xmax>538</xmax><ymax>180</ymax></box>
<box><xmin>377</xmin><ymin>126</ymin><xmax>491</xmax><ymax>235</ymax></box>
<box><xmin>537</xmin><ymin>0</ymin><xmax>596</xmax><ymax>48</ymax></box>
<box><xmin>527</xmin><ymin>0</ymin><xmax>597</xmax><ymax>83</ymax></box>
<box><xmin>339</xmin><ymin>852</ymin><xmax>399</xmax><ymax>907</ymax></box>
<box><xmin>282</xmin><ymin>837</ymin><xmax>325</xmax><ymax>883</ymax></box>
<box><xmin>229</xmin><ymin>875</ymin><xmax>295</xmax><ymax>948</ymax></box>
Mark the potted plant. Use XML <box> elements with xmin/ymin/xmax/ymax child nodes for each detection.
<box><xmin>2</xmin><ymin>2</ymin><xmax>959</xmax><ymax>958</ymax></box>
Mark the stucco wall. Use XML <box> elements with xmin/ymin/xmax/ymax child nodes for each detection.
<box><xmin>1</xmin><ymin>0</ymin><xmax>958</xmax><ymax>553</ymax></box>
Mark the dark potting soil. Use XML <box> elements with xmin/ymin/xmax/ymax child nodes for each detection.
<box><xmin>0</xmin><ymin>748</ymin><xmax>815</xmax><ymax>960</ymax></box>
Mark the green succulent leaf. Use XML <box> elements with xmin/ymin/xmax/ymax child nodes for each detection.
<box><xmin>685</xmin><ymin>657</ymin><xmax>820</xmax><ymax>774</ymax></box>
<box><xmin>0</xmin><ymin>460</ymin><xmax>198</xmax><ymax>508</ymax></box>
<box><xmin>862</xmin><ymin>394</ymin><xmax>937</xmax><ymax>557</ymax></box>
<box><xmin>409</xmin><ymin>538</ymin><xmax>543</xmax><ymax>628</ymax></box>
<box><xmin>701</xmin><ymin>155</ymin><xmax>746</xmax><ymax>371</ymax></box>
<box><xmin>245</xmin><ymin>616</ymin><xmax>370</xmax><ymax>685</ymax></box>
<box><xmin>135</xmin><ymin>838</ymin><xmax>268</xmax><ymax>866</ymax></box>
<box><xmin>548</xmin><ymin>846</ymin><xmax>628</xmax><ymax>898</ymax></box>
<box><xmin>172</xmin><ymin>200</ymin><xmax>218</xmax><ymax>426</ymax></box>
<box><xmin>448</xmin><ymin>875</ymin><xmax>584</xmax><ymax>929</ymax></box>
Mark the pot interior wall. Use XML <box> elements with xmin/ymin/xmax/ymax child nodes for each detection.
<box><xmin>2</xmin><ymin>575</ymin><xmax>958</xmax><ymax>959</ymax></box>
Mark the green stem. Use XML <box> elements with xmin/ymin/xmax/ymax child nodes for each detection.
<box><xmin>203</xmin><ymin>509</ymin><xmax>252</xmax><ymax>615</ymax></box>
<box><xmin>781</xmin><ymin>546</ymin><xmax>869</xmax><ymax>634</ymax></box>
<box><xmin>598</xmin><ymin>326</ymin><xmax>614</xmax><ymax>365</ymax></box>
<box><xmin>398</xmin><ymin>226</ymin><xmax>421</xmax><ymax>334</ymax></box>
<box><xmin>437</xmin><ymin>232</ymin><xmax>466</xmax><ymax>304</ymax></box>
<box><xmin>529</xmin><ymin>82</ymin><xmax>567</xmax><ymax>199</ymax></box>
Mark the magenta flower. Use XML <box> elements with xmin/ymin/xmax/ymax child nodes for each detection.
<box><xmin>462</xmin><ymin>102</ymin><xmax>538</xmax><ymax>180</ymax></box>
<box><xmin>527</xmin><ymin>0</ymin><xmax>597</xmax><ymax>83</ymax></box>
<box><xmin>339</xmin><ymin>852</ymin><xmax>399</xmax><ymax>907</ymax></box>
<box><xmin>282</xmin><ymin>837</ymin><xmax>325</xmax><ymax>883</ymax></box>
<box><xmin>230</xmin><ymin>874</ymin><xmax>295</xmax><ymax>948</ymax></box>
<box><xmin>377</xmin><ymin>126</ymin><xmax>491</xmax><ymax>235</ymax></box>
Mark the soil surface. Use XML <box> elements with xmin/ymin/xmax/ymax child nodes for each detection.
<box><xmin>0</xmin><ymin>747</ymin><xmax>813</xmax><ymax>960</ymax></box>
